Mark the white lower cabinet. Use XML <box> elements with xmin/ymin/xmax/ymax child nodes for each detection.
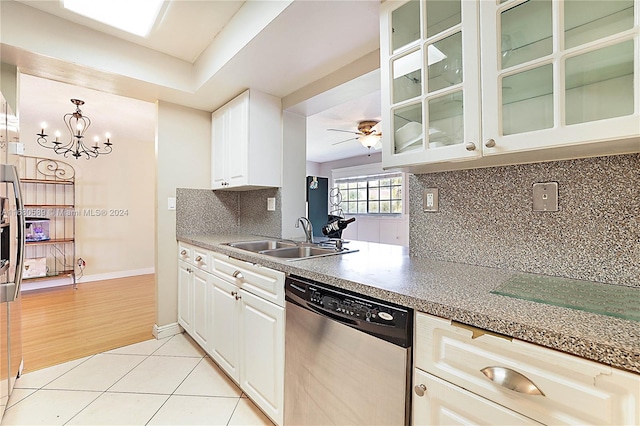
<box><xmin>178</xmin><ymin>244</ymin><xmax>285</xmax><ymax>426</ymax></box>
<box><xmin>210</xmin><ymin>274</ymin><xmax>241</xmax><ymax>382</ymax></box>
<box><xmin>177</xmin><ymin>260</ymin><xmax>193</xmax><ymax>334</ymax></box>
<box><xmin>178</xmin><ymin>258</ymin><xmax>212</xmax><ymax>349</ymax></box>
<box><xmin>414</xmin><ymin>312</ymin><xmax>640</xmax><ymax>426</ymax></box>
<box><xmin>239</xmin><ymin>288</ymin><xmax>284</xmax><ymax>424</ymax></box>
<box><xmin>191</xmin><ymin>268</ymin><xmax>211</xmax><ymax>351</ymax></box>
<box><xmin>209</xmin><ymin>276</ymin><xmax>285</xmax><ymax>426</ymax></box>
<box><xmin>413</xmin><ymin>369</ymin><xmax>541</xmax><ymax>425</ymax></box>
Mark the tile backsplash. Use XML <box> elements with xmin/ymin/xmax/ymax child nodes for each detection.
<box><xmin>176</xmin><ymin>187</ymin><xmax>282</xmax><ymax>238</ymax></box>
<box><xmin>409</xmin><ymin>154</ymin><xmax>639</xmax><ymax>287</ymax></box>
<box><xmin>176</xmin><ymin>188</ymin><xmax>239</xmax><ymax>236</ymax></box>
<box><xmin>237</xmin><ymin>188</ymin><xmax>282</xmax><ymax>238</ymax></box>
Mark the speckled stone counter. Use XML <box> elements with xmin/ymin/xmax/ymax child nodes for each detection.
<box><xmin>177</xmin><ymin>233</ymin><xmax>640</xmax><ymax>374</ymax></box>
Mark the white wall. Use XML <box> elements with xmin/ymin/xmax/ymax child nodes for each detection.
<box><xmin>306</xmin><ymin>161</ymin><xmax>321</xmax><ymax>177</ymax></box>
<box><xmin>19</xmin><ymin>80</ymin><xmax>157</xmax><ymax>282</ymax></box>
<box><xmin>318</xmin><ymin>151</ymin><xmax>382</xmax><ymax>178</ymax></box>
<box><xmin>281</xmin><ymin>111</ymin><xmax>307</xmax><ymax>239</ymax></box>
<box><xmin>1</xmin><ymin>63</ymin><xmax>18</xmax><ymax>114</ymax></box>
<box><xmin>156</xmin><ymin>101</ymin><xmax>210</xmax><ymax>328</ymax></box>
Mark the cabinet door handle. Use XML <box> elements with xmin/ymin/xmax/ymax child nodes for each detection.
<box><xmin>480</xmin><ymin>366</ymin><xmax>545</xmax><ymax>396</ymax></box>
<box><xmin>232</xmin><ymin>270</ymin><xmax>244</xmax><ymax>280</ymax></box>
<box><xmin>180</xmin><ymin>250</ymin><xmax>187</xmax><ymax>256</ymax></box>
<box><xmin>235</xmin><ymin>294</ymin><xmax>242</xmax><ymax>300</ymax></box>
<box><xmin>231</xmin><ymin>291</ymin><xmax>237</xmax><ymax>296</ymax></box>
<box><xmin>485</xmin><ymin>138</ymin><xmax>496</xmax><ymax>148</ymax></box>
<box><xmin>186</xmin><ymin>267</ymin><xmax>192</xmax><ymax>273</ymax></box>
<box><xmin>414</xmin><ymin>384</ymin><xmax>427</xmax><ymax>397</ymax></box>
<box><xmin>195</xmin><ymin>255</ymin><xmax>203</xmax><ymax>262</ymax></box>
<box><xmin>465</xmin><ymin>142</ymin><xmax>476</xmax><ymax>151</ymax></box>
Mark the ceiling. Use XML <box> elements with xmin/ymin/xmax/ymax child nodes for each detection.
<box><xmin>15</xmin><ymin>0</ymin><xmax>246</xmax><ymax>63</ymax></box>
<box><xmin>20</xmin><ymin>74</ymin><xmax>156</xmax><ymax>152</ymax></box>
<box><xmin>306</xmin><ymin>89</ymin><xmax>382</xmax><ymax>163</ymax></box>
<box><xmin>4</xmin><ymin>0</ymin><xmax>384</xmax><ymax>164</ymax></box>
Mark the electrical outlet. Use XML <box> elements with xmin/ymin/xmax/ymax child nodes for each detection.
<box><xmin>532</xmin><ymin>182</ymin><xmax>559</xmax><ymax>212</ymax></box>
<box><xmin>77</xmin><ymin>258</ymin><xmax>86</xmax><ymax>267</ymax></box>
<box><xmin>267</xmin><ymin>197</ymin><xmax>276</xmax><ymax>211</ymax></box>
<box><xmin>423</xmin><ymin>188</ymin><xmax>439</xmax><ymax>212</ymax></box>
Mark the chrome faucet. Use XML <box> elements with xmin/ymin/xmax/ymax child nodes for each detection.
<box><xmin>295</xmin><ymin>217</ymin><xmax>314</xmax><ymax>244</ymax></box>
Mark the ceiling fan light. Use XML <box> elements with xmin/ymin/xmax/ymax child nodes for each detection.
<box><xmin>359</xmin><ymin>134</ymin><xmax>380</xmax><ymax>148</ymax></box>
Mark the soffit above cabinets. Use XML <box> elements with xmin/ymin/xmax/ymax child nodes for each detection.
<box><xmin>4</xmin><ymin>0</ymin><xmax>381</xmax><ymax>113</ymax></box>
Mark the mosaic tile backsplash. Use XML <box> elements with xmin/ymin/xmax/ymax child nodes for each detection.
<box><xmin>409</xmin><ymin>154</ymin><xmax>639</xmax><ymax>287</ymax></box>
<box><xmin>176</xmin><ymin>187</ymin><xmax>282</xmax><ymax>238</ymax></box>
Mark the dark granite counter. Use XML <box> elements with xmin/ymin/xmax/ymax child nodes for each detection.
<box><xmin>178</xmin><ymin>233</ymin><xmax>640</xmax><ymax>374</ymax></box>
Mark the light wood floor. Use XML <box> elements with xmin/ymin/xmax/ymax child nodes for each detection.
<box><xmin>20</xmin><ymin>274</ymin><xmax>156</xmax><ymax>373</ymax></box>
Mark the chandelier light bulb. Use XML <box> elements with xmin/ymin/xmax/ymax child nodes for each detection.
<box><xmin>40</xmin><ymin>122</ymin><xmax>47</xmax><ymax>135</ymax></box>
<box><xmin>54</xmin><ymin>130</ymin><xmax>61</xmax><ymax>142</ymax></box>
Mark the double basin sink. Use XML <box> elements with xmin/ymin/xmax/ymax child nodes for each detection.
<box><xmin>226</xmin><ymin>239</ymin><xmax>358</xmax><ymax>261</ymax></box>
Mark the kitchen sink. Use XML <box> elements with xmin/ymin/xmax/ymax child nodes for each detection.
<box><xmin>226</xmin><ymin>239</ymin><xmax>358</xmax><ymax>261</ymax></box>
<box><xmin>227</xmin><ymin>240</ymin><xmax>297</xmax><ymax>252</ymax></box>
<box><xmin>260</xmin><ymin>246</ymin><xmax>338</xmax><ymax>258</ymax></box>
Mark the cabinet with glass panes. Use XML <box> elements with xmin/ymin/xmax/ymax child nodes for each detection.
<box><xmin>380</xmin><ymin>0</ymin><xmax>482</xmax><ymax>169</ymax></box>
<box><xmin>380</xmin><ymin>0</ymin><xmax>640</xmax><ymax>171</ymax></box>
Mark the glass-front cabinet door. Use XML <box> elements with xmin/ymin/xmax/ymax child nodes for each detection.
<box><xmin>481</xmin><ymin>0</ymin><xmax>640</xmax><ymax>155</ymax></box>
<box><xmin>381</xmin><ymin>0</ymin><xmax>482</xmax><ymax>169</ymax></box>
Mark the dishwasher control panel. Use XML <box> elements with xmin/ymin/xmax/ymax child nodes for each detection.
<box><xmin>285</xmin><ymin>275</ymin><xmax>412</xmax><ymax>347</ymax></box>
<box><xmin>310</xmin><ymin>291</ymin><xmax>396</xmax><ymax>325</ymax></box>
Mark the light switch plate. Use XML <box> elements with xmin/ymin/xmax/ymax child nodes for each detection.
<box><xmin>532</xmin><ymin>182</ymin><xmax>558</xmax><ymax>212</ymax></box>
<box><xmin>423</xmin><ymin>188</ymin><xmax>439</xmax><ymax>212</ymax></box>
<box><xmin>8</xmin><ymin>142</ymin><xmax>24</xmax><ymax>155</ymax></box>
<box><xmin>167</xmin><ymin>197</ymin><xmax>176</xmax><ymax>210</ymax></box>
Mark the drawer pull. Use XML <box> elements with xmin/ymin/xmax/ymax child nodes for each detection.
<box><xmin>195</xmin><ymin>256</ymin><xmax>203</xmax><ymax>262</ymax></box>
<box><xmin>232</xmin><ymin>270</ymin><xmax>244</xmax><ymax>280</ymax></box>
<box><xmin>414</xmin><ymin>384</ymin><xmax>427</xmax><ymax>397</ymax></box>
<box><xmin>186</xmin><ymin>267</ymin><xmax>192</xmax><ymax>273</ymax></box>
<box><xmin>231</xmin><ymin>291</ymin><xmax>237</xmax><ymax>296</ymax></box>
<box><xmin>180</xmin><ymin>250</ymin><xmax>187</xmax><ymax>256</ymax></box>
<box><xmin>481</xmin><ymin>366</ymin><xmax>545</xmax><ymax>396</ymax></box>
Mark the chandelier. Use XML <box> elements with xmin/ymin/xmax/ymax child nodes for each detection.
<box><xmin>36</xmin><ymin>99</ymin><xmax>113</xmax><ymax>159</ymax></box>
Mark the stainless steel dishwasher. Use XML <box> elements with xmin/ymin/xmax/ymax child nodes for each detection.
<box><xmin>284</xmin><ymin>275</ymin><xmax>412</xmax><ymax>425</ymax></box>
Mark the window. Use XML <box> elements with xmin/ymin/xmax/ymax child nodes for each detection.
<box><xmin>335</xmin><ymin>173</ymin><xmax>403</xmax><ymax>215</ymax></box>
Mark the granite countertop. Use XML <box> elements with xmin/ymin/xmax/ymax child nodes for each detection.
<box><xmin>178</xmin><ymin>233</ymin><xmax>640</xmax><ymax>375</ymax></box>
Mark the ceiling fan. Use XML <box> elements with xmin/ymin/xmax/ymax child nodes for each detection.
<box><xmin>328</xmin><ymin>120</ymin><xmax>382</xmax><ymax>153</ymax></box>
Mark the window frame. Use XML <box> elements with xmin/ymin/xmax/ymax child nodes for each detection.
<box><xmin>331</xmin><ymin>163</ymin><xmax>408</xmax><ymax>217</ymax></box>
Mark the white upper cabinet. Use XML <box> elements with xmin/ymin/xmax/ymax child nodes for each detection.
<box><xmin>481</xmin><ymin>0</ymin><xmax>640</xmax><ymax>155</ymax></box>
<box><xmin>211</xmin><ymin>89</ymin><xmax>282</xmax><ymax>190</ymax></box>
<box><xmin>381</xmin><ymin>0</ymin><xmax>640</xmax><ymax>172</ymax></box>
<box><xmin>381</xmin><ymin>0</ymin><xmax>482</xmax><ymax>168</ymax></box>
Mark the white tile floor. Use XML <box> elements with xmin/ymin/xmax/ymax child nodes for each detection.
<box><xmin>2</xmin><ymin>333</ymin><xmax>275</xmax><ymax>426</ymax></box>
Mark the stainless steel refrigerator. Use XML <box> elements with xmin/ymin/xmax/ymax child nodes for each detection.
<box><xmin>0</xmin><ymin>96</ymin><xmax>24</xmax><ymax>419</ymax></box>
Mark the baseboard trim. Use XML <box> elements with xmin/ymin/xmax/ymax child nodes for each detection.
<box><xmin>153</xmin><ymin>322</ymin><xmax>182</xmax><ymax>340</ymax></box>
<box><xmin>21</xmin><ymin>268</ymin><xmax>155</xmax><ymax>292</ymax></box>
<box><xmin>80</xmin><ymin>268</ymin><xmax>156</xmax><ymax>283</ymax></box>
